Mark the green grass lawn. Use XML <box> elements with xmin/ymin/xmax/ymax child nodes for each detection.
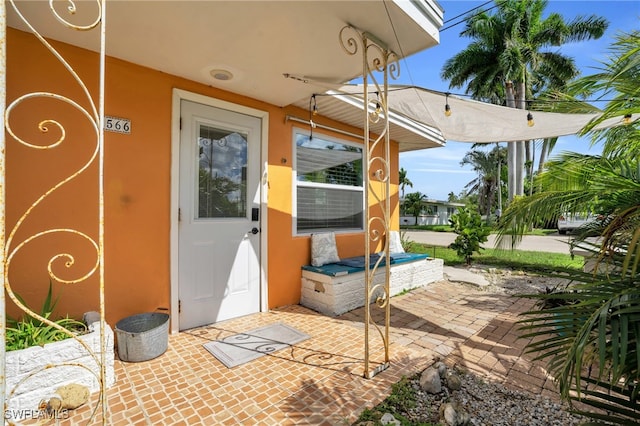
<box><xmin>407</xmin><ymin>242</ymin><xmax>583</xmax><ymax>271</ymax></box>
<box><xmin>400</xmin><ymin>224</ymin><xmax>557</xmax><ymax>236</ymax></box>
<box><xmin>401</xmin><ymin>224</ymin><xmax>453</xmax><ymax>232</ymax></box>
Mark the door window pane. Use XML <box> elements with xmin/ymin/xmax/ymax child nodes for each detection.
<box><xmin>198</xmin><ymin>124</ymin><xmax>247</xmax><ymax>218</ymax></box>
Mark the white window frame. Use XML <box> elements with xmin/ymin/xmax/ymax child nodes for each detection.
<box><xmin>292</xmin><ymin>128</ymin><xmax>365</xmax><ymax>236</ymax></box>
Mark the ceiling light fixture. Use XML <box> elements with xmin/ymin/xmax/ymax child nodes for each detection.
<box><xmin>210</xmin><ymin>69</ymin><xmax>233</xmax><ymax>81</ymax></box>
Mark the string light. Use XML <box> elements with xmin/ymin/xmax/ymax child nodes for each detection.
<box><xmin>621</xmin><ymin>98</ymin><xmax>634</xmax><ymax>124</ymax></box>
<box><xmin>374</xmin><ymin>92</ymin><xmax>382</xmax><ymax>116</ymax></box>
<box><xmin>305</xmin><ymin>84</ymin><xmax>631</xmax><ymax>107</ymax></box>
<box><xmin>444</xmin><ymin>93</ymin><xmax>452</xmax><ymax>117</ymax></box>
<box><xmin>308</xmin><ymin>94</ymin><xmax>318</xmax><ymax>140</ymax></box>
<box><xmin>304</xmin><ymin>85</ymin><xmax>636</xmax><ymax>129</ymax></box>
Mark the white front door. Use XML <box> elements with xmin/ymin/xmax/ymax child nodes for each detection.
<box><xmin>178</xmin><ymin>100</ymin><xmax>261</xmax><ymax>330</ymax></box>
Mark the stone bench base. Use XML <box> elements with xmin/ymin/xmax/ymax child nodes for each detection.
<box><xmin>301</xmin><ymin>257</ymin><xmax>444</xmax><ymax>316</ymax></box>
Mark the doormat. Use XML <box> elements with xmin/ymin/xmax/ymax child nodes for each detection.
<box><xmin>203</xmin><ymin>322</ymin><xmax>310</xmax><ymax>368</ymax></box>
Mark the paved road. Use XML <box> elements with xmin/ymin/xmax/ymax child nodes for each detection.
<box><xmin>404</xmin><ymin>230</ymin><xmax>576</xmax><ymax>254</ymax></box>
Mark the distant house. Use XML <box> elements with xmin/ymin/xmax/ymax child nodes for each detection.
<box><xmin>400</xmin><ymin>198</ymin><xmax>464</xmax><ymax>226</ymax></box>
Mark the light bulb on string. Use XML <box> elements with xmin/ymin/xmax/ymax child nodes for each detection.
<box><xmin>308</xmin><ymin>94</ymin><xmax>318</xmax><ymax>140</ymax></box>
<box><xmin>525</xmin><ymin>100</ymin><xmax>535</xmax><ymax>127</ymax></box>
<box><xmin>373</xmin><ymin>92</ymin><xmax>383</xmax><ymax>118</ymax></box>
<box><xmin>444</xmin><ymin>93</ymin><xmax>452</xmax><ymax>117</ymax></box>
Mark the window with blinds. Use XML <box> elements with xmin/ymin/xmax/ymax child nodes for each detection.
<box><xmin>294</xmin><ymin>130</ymin><xmax>364</xmax><ymax>234</ymax></box>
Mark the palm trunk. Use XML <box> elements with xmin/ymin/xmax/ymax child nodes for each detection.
<box><xmin>538</xmin><ymin>140</ymin><xmax>548</xmax><ymax>174</ymax></box>
<box><xmin>525</xmin><ymin>140</ymin><xmax>532</xmax><ymax>179</ymax></box>
<box><xmin>515</xmin><ymin>81</ymin><xmax>526</xmax><ymax>197</ymax></box>
<box><xmin>529</xmin><ymin>140</ymin><xmax>535</xmax><ymax>196</ymax></box>
<box><xmin>506</xmin><ymin>81</ymin><xmax>516</xmax><ymax>201</ymax></box>
<box><xmin>538</xmin><ymin>137</ymin><xmax>557</xmax><ymax>175</ymax></box>
<box><xmin>496</xmin><ymin>142</ymin><xmax>502</xmax><ymax>212</ymax></box>
<box><xmin>487</xmin><ymin>181</ymin><xmax>495</xmax><ymax>225</ymax></box>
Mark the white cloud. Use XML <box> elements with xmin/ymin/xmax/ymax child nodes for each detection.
<box><xmin>401</xmin><ymin>144</ymin><xmax>471</xmax><ymax>161</ymax></box>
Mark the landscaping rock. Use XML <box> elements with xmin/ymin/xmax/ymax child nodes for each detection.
<box><xmin>380</xmin><ymin>412</ymin><xmax>401</xmax><ymax>425</ymax></box>
<box><xmin>435</xmin><ymin>361</ymin><xmax>447</xmax><ymax>378</ymax></box>
<box><xmin>55</xmin><ymin>383</ymin><xmax>89</xmax><ymax>409</ymax></box>
<box><xmin>83</xmin><ymin>311</ymin><xmax>101</xmax><ymax>330</ymax></box>
<box><xmin>439</xmin><ymin>401</ymin><xmax>470</xmax><ymax>426</ymax></box>
<box><xmin>419</xmin><ymin>366</ymin><xmax>442</xmax><ymax>394</ymax></box>
<box><xmin>446</xmin><ymin>371</ymin><xmax>462</xmax><ymax>390</ymax></box>
<box><xmin>44</xmin><ymin>396</ymin><xmax>62</xmax><ymax>411</ymax></box>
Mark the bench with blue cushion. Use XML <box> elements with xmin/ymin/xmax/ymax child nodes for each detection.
<box><xmin>301</xmin><ymin>252</ymin><xmax>429</xmax><ymax>277</ymax></box>
<box><xmin>300</xmin><ymin>252</ymin><xmax>442</xmax><ymax>316</ymax></box>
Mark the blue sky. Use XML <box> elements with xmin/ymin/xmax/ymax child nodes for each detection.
<box><xmin>397</xmin><ymin>0</ymin><xmax>640</xmax><ymax>201</ymax></box>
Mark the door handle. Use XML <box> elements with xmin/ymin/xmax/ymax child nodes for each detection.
<box><xmin>249</xmin><ymin>227</ymin><xmax>260</xmax><ymax>235</ymax></box>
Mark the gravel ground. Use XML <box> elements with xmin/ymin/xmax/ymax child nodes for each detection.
<box><xmin>401</xmin><ymin>367</ymin><xmax>588</xmax><ymax>426</ymax></box>
<box><xmin>356</xmin><ymin>268</ymin><xmax>590</xmax><ymax>426</ymax></box>
<box><xmin>355</xmin><ymin>362</ymin><xmax>589</xmax><ymax>426</ymax></box>
<box><xmin>468</xmin><ymin>265</ymin><xmax>574</xmax><ymax>296</ymax></box>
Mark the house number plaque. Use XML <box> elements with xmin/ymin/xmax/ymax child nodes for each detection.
<box><xmin>104</xmin><ymin>116</ymin><xmax>131</xmax><ymax>134</ymax></box>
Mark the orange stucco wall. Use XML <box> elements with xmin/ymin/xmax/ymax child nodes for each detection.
<box><xmin>6</xmin><ymin>28</ymin><xmax>400</xmax><ymax>327</ymax></box>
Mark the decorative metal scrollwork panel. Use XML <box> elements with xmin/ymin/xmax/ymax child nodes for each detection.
<box><xmin>340</xmin><ymin>25</ymin><xmax>398</xmax><ymax>378</ymax></box>
<box><xmin>2</xmin><ymin>1</ymin><xmax>109</xmax><ymax>423</ymax></box>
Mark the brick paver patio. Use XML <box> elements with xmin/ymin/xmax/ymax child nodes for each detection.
<box><xmin>50</xmin><ymin>279</ymin><xmax>559</xmax><ymax>425</ymax></box>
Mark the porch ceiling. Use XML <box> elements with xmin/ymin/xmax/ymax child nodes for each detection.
<box><xmin>7</xmin><ymin>0</ymin><xmax>442</xmax><ymax>109</ymax></box>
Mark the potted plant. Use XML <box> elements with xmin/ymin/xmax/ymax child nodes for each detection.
<box><xmin>6</xmin><ymin>281</ymin><xmax>87</xmax><ymax>351</ymax></box>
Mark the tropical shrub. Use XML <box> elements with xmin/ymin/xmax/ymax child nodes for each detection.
<box><xmin>517</xmin><ymin>242</ymin><xmax>639</xmax><ymax>424</ymax></box>
<box><xmin>448</xmin><ymin>207</ymin><xmax>490</xmax><ymax>265</ymax></box>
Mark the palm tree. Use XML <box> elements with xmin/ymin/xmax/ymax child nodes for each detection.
<box><xmin>571</xmin><ymin>32</ymin><xmax>640</xmax><ymax>160</ymax></box>
<box><xmin>441</xmin><ymin>0</ymin><xmax>608</xmax><ymax>202</ymax></box>
<box><xmin>496</xmin><ymin>31</ymin><xmax>640</xmax><ymax>424</ymax></box>
<box><xmin>460</xmin><ymin>145</ymin><xmax>506</xmax><ymax>222</ymax></box>
<box><xmin>399</xmin><ymin>167</ymin><xmax>413</xmax><ymax>198</ymax></box>
<box><xmin>402</xmin><ymin>191</ymin><xmax>427</xmax><ymax>225</ymax></box>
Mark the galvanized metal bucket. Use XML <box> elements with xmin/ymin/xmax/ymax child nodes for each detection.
<box><xmin>115</xmin><ymin>312</ymin><xmax>169</xmax><ymax>362</ymax></box>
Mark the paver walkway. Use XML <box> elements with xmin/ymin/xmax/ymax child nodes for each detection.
<box><xmin>49</xmin><ymin>279</ymin><xmax>558</xmax><ymax>425</ymax></box>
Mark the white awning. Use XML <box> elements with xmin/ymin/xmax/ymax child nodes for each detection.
<box><xmin>334</xmin><ymin>84</ymin><xmax>627</xmax><ymax>143</ymax></box>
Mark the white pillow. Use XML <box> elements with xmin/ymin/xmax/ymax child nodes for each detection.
<box><xmin>388</xmin><ymin>230</ymin><xmax>405</xmax><ymax>253</ymax></box>
<box><xmin>311</xmin><ymin>232</ymin><xmax>340</xmax><ymax>267</ymax></box>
